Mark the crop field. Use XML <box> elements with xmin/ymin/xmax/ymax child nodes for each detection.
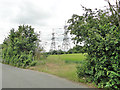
<box><xmin>48</xmin><ymin>53</ymin><xmax>87</xmax><ymax>63</ymax></box>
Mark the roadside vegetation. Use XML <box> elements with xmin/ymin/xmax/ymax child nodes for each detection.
<box><xmin>1</xmin><ymin>0</ymin><xmax>120</xmax><ymax>89</ymax></box>
<box><xmin>2</xmin><ymin>25</ymin><xmax>41</xmax><ymax>68</ymax></box>
<box><xmin>67</xmin><ymin>0</ymin><xmax>120</xmax><ymax>89</ymax></box>
<box><xmin>0</xmin><ymin>44</ymin><xmax>2</xmax><ymax>61</ymax></box>
<box><xmin>0</xmin><ymin>44</ymin><xmax>2</xmax><ymax>56</ymax></box>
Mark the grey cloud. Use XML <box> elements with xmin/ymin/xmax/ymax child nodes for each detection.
<box><xmin>0</xmin><ymin>0</ymin><xmax>53</xmax><ymax>26</ymax></box>
<box><xmin>14</xmin><ymin>1</ymin><xmax>52</xmax><ymax>25</ymax></box>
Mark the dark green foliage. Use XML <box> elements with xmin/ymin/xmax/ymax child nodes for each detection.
<box><xmin>2</xmin><ymin>25</ymin><xmax>39</xmax><ymax>68</ymax></box>
<box><xmin>67</xmin><ymin>45</ymin><xmax>85</xmax><ymax>54</ymax></box>
<box><xmin>57</xmin><ymin>50</ymin><xmax>65</xmax><ymax>54</ymax></box>
<box><xmin>50</xmin><ymin>50</ymin><xmax>58</xmax><ymax>55</ymax></box>
<box><xmin>68</xmin><ymin>1</ymin><xmax>120</xmax><ymax>89</ymax></box>
<box><xmin>48</xmin><ymin>50</ymin><xmax>65</xmax><ymax>55</ymax></box>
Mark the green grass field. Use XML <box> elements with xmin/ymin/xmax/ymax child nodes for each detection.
<box><xmin>48</xmin><ymin>53</ymin><xmax>87</xmax><ymax>63</ymax></box>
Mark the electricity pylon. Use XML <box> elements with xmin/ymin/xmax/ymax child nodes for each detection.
<box><xmin>62</xmin><ymin>23</ymin><xmax>71</xmax><ymax>52</ymax></box>
<box><xmin>50</xmin><ymin>29</ymin><xmax>56</xmax><ymax>51</ymax></box>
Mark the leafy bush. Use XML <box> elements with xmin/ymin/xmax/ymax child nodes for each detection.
<box><xmin>2</xmin><ymin>25</ymin><xmax>40</xmax><ymax>68</ymax></box>
<box><xmin>68</xmin><ymin>1</ymin><xmax>120</xmax><ymax>89</ymax></box>
<box><xmin>30</xmin><ymin>61</ymin><xmax>37</xmax><ymax>66</ymax></box>
<box><xmin>76</xmin><ymin>62</ymin><xmax>87</xmax><ymax>77</ymax></box>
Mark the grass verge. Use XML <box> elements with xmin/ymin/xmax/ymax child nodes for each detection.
<box><xmin>29</xmin><ymin>53</ymin><xmax>96</xmax><ymax>88</ymax></box>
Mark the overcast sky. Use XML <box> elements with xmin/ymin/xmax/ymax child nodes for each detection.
<box><xmin>0</xmin><ymin>0</ymin><xmax>114</xmax><ymax>51</ymax></box>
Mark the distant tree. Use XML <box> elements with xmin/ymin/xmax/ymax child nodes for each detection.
<box><xmin>51</xmin><ymin>50</ymin><xmax>58</xmax><ymax>55</ymax></box>
<box><xmin>0</xmin><ymin>44</ymin><xmax>1</xmax><ymax>48</ymax></box>
<box><xmin>48</xmin><ymin>49</ymin><xmax>65</xmax><ymax>55</ymax></box>
<box><xmin>57</xmin><ymin>49</ymin><xmax>64</xmax><ymax>54</ymax></box>
<box><xmin>67</xmin><ymin>45</ymin><xmax>85</xmax><ymax>54</ymax></box>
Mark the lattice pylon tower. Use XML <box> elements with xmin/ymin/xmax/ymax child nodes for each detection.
<box><xmin>62</xmin><ymin>24</ymin><xmax>71</xmax><ymax>52</ymax></box>
<box><xmin>50</xmin><ymin>29</ymin><xmax>56</xmax><ymax>51</ymax></box>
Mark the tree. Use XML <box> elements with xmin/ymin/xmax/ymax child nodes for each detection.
<box><xmin>2</xmin><ymin>25</ymin><xmax>39</xmax><ymax>67</ymax></box>
<box><xmin>67</xmin><ymin>45</ymin><xmax>85</xmax><ymax>54</ymax></box>
<box><xmin>68</xmin><ymin>0</ymin><xmax>120</xmax><ymax>89</ymax></box>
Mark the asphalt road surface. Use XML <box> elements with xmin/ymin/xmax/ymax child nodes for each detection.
<box><xmin>0</xmin><ymin>63</ymin><xmax>2</xmax><ymax>89</ymax></box>
<box><xmin>2</xmin><ymin>64</ymin><xmax>89</xmax><ymax>88</ymax></box>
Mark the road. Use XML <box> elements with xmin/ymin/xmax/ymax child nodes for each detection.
<box><xmin>2</xmin><ymin>64</ymin><xmax>89</xmax><ymax>88</ymax></box>
<box><xmin>0</xmin><ymin>63</ymin><xmax>2</xmax><ymax>89</ymax></box>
